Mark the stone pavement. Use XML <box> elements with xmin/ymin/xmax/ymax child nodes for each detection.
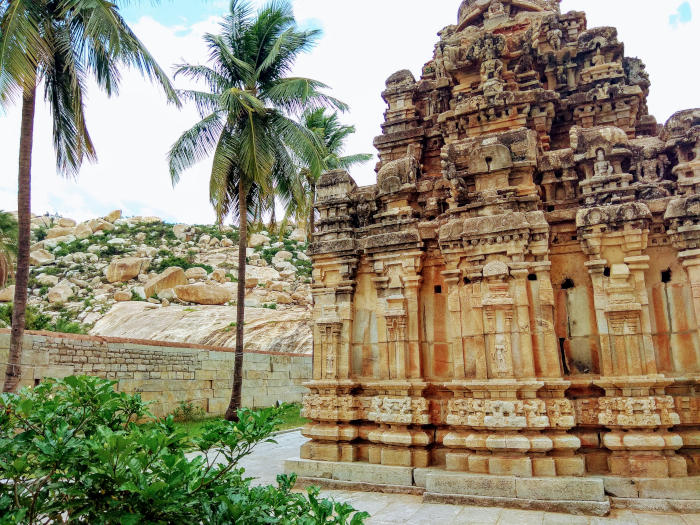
<box><xmin>237</xmin><ymin>431</ymin><xmax>699</xmax><ymax>525</ymax></box>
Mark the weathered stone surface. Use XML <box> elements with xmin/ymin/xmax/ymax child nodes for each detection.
<box><xmin>90</xmin><ymin>302</ymin><xmax>311</xmax><ymax>353</ymax></box>
<box><xmin>46</xmin><ymin>226</ymin><xmax>75</xmax><ymax>239</ymax></box>
<box><xmin>174</xmin><ymin>283</ymin><xmax>232</xmax><ymax>305</ymax></box>
<box><xmin>48</xmin><ymin>281</ymin><xmax>74</xmax><ymax>304</ymax></box>
<box><xmin>144</xmin><ymin>267</ymin><xmax>187</xmax><ymax>298</ymax></box>
<box><xmin>30</xmin><ymin>249</ymin><xmax>55</xmax><ymax>266</ymax></box>
<box><xmin>114</xmin><ymin>290</ymin><xmax>132</xmax><ymax>302</ymax></box>
<box><xmin>74</xmin><ymin>223</ymin><xmax>93</xmax><ymax>240</ymax></box>
<box><xmin>248</xmin><ymin>233</ymin><xmax>270</xmax><ymax>248</ymax></box>
<box><xmin>296</xmin><ymin>0</ymin><xmax>700</xmax><ymax>510</ymax></box>
<box><xmin>104</xmin><ymin>210</ymin><xmax>122</xmax><ymax>223</ymax></box>
<box><xmin>106</xmin><ymin>257</ymin><xmax>150</xmax><ymax>283</ymax></box>
<box><xmin>184</xmin><ymin>267</ymin><xmax>208</xmax><ymax>280</ymax></box>
<box><xmin>0</xmin><ymin>285</ymin><xmax>14</xmax><ymax>302</ymax></box>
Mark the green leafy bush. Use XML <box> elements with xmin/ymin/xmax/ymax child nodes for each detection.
<box><xmin>153</xmin><ymin>256</ymin><xmax>213</xmax><ymax>275</ymax></box>
<box><xmin>0</xmin><ymin>305</ymin><xmax>88</xmax><ymax>334</ymax></box>
<box><xmin>171</xmin><ymin>400</ymin><xmax>206</xmax><ymax>422</ymax></box>
<box><xmin>0</xmin><ymin>377</ymin><xmax>369</xmax><ymax>525</ymax></box>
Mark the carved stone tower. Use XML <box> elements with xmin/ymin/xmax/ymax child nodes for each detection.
<box><xmin>287</xmin><ymin>0</ymin><xmax>700</xmax><ymax>514</ymax></box>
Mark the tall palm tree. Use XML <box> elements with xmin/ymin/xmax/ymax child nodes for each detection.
<box><xmin>286</xmin><ymin>108</ymin><xmax>372</xmax><ymax>238</ymax></box>
<box><xmin>0</xmin><ymin>0</ymin><xmax>179</xmax><ymax>392</ymax></box>
<box><xmin>0</xmin><ymin>211</ymin><xmax>18</xmax><ymax>288</ymax></box>
<box><xmin>168</xmin><ymin>0</ymin><xmax>344</xmax><ymax>420</ymax></box>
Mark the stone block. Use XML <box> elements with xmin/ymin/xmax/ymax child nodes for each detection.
<box><xmin>285</xmin><ymin>458</ymin><xmax>414</xmax><ymax>486</ymax></box>
<box><xmin>425</xmin><ymin>472</ymin><xmax>516</xmax><ymax>498</ymax></box>
<box><xmin>638</xmin><ymin>477</ymin><xmax>700</xmax><ymax>500</ymax></box>
<box><xmin>601</xmin><ymin>477</ymin><xmax>639</xmax><ymax>498</ymax></box>
<box><xmin>515</xmin><ymin>477</ymin><xmax>606</xmax><ymax>502</ymax></box>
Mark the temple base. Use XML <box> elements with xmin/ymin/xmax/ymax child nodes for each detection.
<box><xmin>284</xmin><ymin>459</ymin><xmax>700</xmax><ymax>516</ymax></box>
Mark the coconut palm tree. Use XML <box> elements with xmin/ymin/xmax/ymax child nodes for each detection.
<box><xmin>168</xmin><ymin>0</ymin><xmax>344</xmax><ymax>420</ymax></box>
<box><xmin>0</xmin><ymin>211</ymin><xmax>18</xmax><ymax>288</ymax></box>
<box><xmin>0</xmin><ymin>0</ymin><xmax>179</xmax><ymax>392</ymax></box>
<box><xmin>285</xmin><ymin>108</ymin><xmax>372</xmax><ymax>238</ymax></box>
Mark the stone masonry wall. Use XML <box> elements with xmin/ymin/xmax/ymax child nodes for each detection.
<box><xmin>0</xmin><ymin>330</ymin><xmax>311</xmax><ymax>417</ymax></box>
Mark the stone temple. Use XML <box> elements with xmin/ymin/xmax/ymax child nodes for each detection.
<box><xmin>285</xmin><ymin>0</ymin><xmax>700</xmax><ymax>514</ymax></box>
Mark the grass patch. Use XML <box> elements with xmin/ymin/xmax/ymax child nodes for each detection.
<box><xmin>171</xmin><ymin>403</ymin><xmax>307</xmax><ymax>439</ymax></box>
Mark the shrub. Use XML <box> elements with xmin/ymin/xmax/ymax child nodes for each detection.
<box><xmin>0</xmin><ymin>377</ymin><xmax>368</xmax><ymax>524</ymax></box>
<box><xmin>171</xmin><ymin>400</ymin><xmax>206</xmax><ymax>422</ymax></box>
<box><xmin>153</xmin><ymin>256</ymin><xmax>213</xmax><ymax>275</ymax></box>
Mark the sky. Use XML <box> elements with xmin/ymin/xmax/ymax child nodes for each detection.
<box><xmin>0</xmin><ymin>0</ymin><xmax>698</xmax><ymax>224</ymax></box>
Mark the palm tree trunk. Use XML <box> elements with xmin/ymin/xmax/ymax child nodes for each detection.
<box><xmin>225</xmin><ymin>181</ymin><xmax>247</xmax><ymax>421</ymax></box>
<box><xmin>3</xmin><ymin>82</ymin><xmax>36</xmax><ymax>393</ymax></box>
<box><xmin>269</xmin><ymin>200</ymin><xmax>276</xmax><ymax>233</ymax></box>
<box><xmin>308</xmin><ymin>177</ymin><xmax>316</xmax><ymax>240</ymax></box>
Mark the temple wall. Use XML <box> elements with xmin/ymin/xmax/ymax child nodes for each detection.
<box><xmin>295</xmin><ymin>0</ymin><xmax>700</xmax><ymax>500</ymax></box>
<box><xmin>0</xmin><ymin>330</ymin><xmax>311</xmax><ymax>417</ymax></box>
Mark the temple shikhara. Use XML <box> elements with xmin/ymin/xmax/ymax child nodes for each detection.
<box><xmin>286</xmin><ymin>0</ymin><xmax>700</xmax><ymax>514</ymax></box>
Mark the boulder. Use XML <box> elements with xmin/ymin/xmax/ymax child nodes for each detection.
<box><xmin>31</xmin><ymin>216</ymin><xmax>52</xmax><ymax>228</ymax></box>
<box><xmin>114</xmin><ymin>290</ymin><xmax>132</xmax><ymax>302</ymax></box>
<box><xmin>104</xmin><ymin>210</ymin><xmax>122</xmax><ymax>223</ymax></box>
<box><xmin>222</xmin><ymin>238</ymin><xmax>234</xmax><ymax>248</ymax></box>
<box><xmin>211</xmin><ymin>269</ymin><xmax>228</xmax><ymax>283</ymax></box>
<box><xmin>173</xmin><ymin>224</ymin><xmax>189</xmax><ymax>241</ymax></box>
<box><xmin>0</xmin><ymin>285</ymin><xmax>15</xmax><ymax>302</ymax></box>
<box><xmin>274</xmin><ymin>250</ymin><xmax>293</xmax><ymax>261</ymax></box>
<box><xmin>107</xmin><ymin>238</ymin><xmax>128</xmax><ymax>246</ymax></box>
<box><xmin>106</xmin><ymin>257</ymin><xmax>150</xmax><ymax>283</ymax></box>
<box><xmin>245</xmin><ymin>278</ymin><xmax>259</xmax><ymax>289</ymax></box>
<box><xmin>74</xmin><ymin>223</ymin><xmax>93</xmax><ymax>240</ymax></box>
<box><xmin>48</xmin><ymin>281</ymin><xmax>74</xmax><ymax>304</ymax></box>
<box><xmin>89</xmin><ymin>218</ymin><xmax>115</xmax><ymax>233</ymax></box>
<box><xmin>46</xmin><ymin>226</ymin><xmax>75</xmax><ymax>239</ymax></box>
<box><xmin>174</xmin><ymin>283</ymin><xmax>232</xmax><ymax>305</ymax></box>
<box><xmin>58</xmin><ymin>218</ymin><xmax>77</xmax><ymax>228</ymax></box>
<box><xmin>144</xmin><ymin>267</ymin><xmax>187</xmax><ymax>298</ymax></box>
<box><xmin>44</xmin><ymin>235</ymin><xmax>76</xmax><ymax>250</ymax></box>
<box><xmin>185</xmin><ymin>267</ymin><xmax>208</xmax><ymax>280</ymax></box>
<box><xmin>132</xmin><ymin>286</ymin><xmax>147</xmax><ymax>300</ymax></box>
<box><xmin>297</xmin><ymin>252</ymin><xmax>310</xmax><ymax>262</ymax></box>
<box><xmin>269</xmin><ymin>291</ymin><xmax>293</xmax><ymax>305</ymax></box>
<box><xmin>198</xmin><ymin>234</ymin><xmax>211</xmax><ymax>246</ymax></box>
<box><xmin>289</xmin><ymin>228</ymin><xmax>307</xmax><ymax>242</ymax></box>
<box><xmin>248</xmin><ymin>233</ymin><xmax>270</xmax><ymax>248</ymax></box>
<box><xmin>30</xmin><ymin>249</ymin><xmax>55</xmax><ymax>266</ymax></box>
<box><xmin>157</xmin><ymin>288</ymin><xmax>176</xmax><ymax>301</ymax></box>
<box><xmin>37</xmin><ymin>274</ymin><xmax>59</xmax><ymax>287</ymax></box>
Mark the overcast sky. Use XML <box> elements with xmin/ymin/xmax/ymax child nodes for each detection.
<box><xmin>0</xmin><ymin>0</ymin><xmax>697</xmax><ymax>224</ymax></box>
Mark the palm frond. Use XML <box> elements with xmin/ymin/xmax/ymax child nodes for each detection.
<box><xmin>167</xmin><ymin>112</ymin><xmax>224</xmax><ymax>184</ymax></box>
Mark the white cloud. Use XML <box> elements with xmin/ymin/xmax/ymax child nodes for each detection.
<box><xmin>0</xmin><ymin>0</ymin><xmax>697</xmax><ymax>223</ymax></box>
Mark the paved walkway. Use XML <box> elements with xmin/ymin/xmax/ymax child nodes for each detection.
<box><xmin>237</xmin><ymin>431</ymin><xmax>699</xmax><ymax>525</ymax></box>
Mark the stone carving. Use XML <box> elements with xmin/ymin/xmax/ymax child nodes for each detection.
<box><xmin>296</xmin><ymin>0</ymin><xmax>700</xmax><ymax>493</ymax></box>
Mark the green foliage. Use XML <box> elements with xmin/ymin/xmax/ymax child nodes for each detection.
<box><xmin>171</xmin><ymin>400</ymin><xmax>206</xmax><ymax>423</ymax></box>
<box><xmin>0</xmin><ymin>377</ymin><xmax>368</xmax><ymax>524</ymax></box>
<box><xmin>263</xmin><ymin>303</ymin><xmax>278</xmax><ymax>310</ymax></box>
<box><xmin>0</xmin><ymin>305</ymin><xmax>89</xmax><ymax>335</ymax></box>
<box><xmin>153</xmin><ymin>256</ymin><xmax>213</xmax><ymax>275</ymax></box>
<box><xmin>293</xmin><ymin>258</ymin><xmax>313</xmax><ymax>278</ymax></box>
<box><xmin>33</xmin><ymin>225</ymin><xmax>49</xmax><ymax>242</ymax></box>
<box><xmin>131</xmin><ymin>290</ymin><xmax>146</xmax><ymax>302</ymax></box>
<box><xmin>53</xmin><ymin>239</ymin><xmax>86</xmax><ymax>258</ymax></box>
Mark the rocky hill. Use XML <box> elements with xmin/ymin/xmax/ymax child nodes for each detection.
<box><xmin>0</xmin><ymin>211</ymin><xmax>312</xmax><ymax>354</ymax></box>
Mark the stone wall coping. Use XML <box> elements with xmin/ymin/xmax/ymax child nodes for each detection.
<box><xmin>0</xmin><ymin>329</ymin><xmax>310</xmax><ymax>359</ymax></box>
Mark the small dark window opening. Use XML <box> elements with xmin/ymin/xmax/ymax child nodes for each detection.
<box><xmin>661</xmin><ymin>269</ymin><xmax>672</xmax><ymax>283</ymax></box>
<box><xmin>562</xmin><ymin>278</ymin><xmax>575</xmax><ymax>290</ymax></box>
<box><xmin>554</xmin><ymin>169</ymin><xmax>563</xmax><ymax>179</ymax></box>
<box><xmin>34</xmin><ymin>378</ymin><xmax>41</xmax><ymax>387</ymax></box>
<box><xmin>485</xmin><ymin>156</ymin><xmax>493</xmax><ymax>172</ymax></box>
<box><xmin>434</xmin><ymin>285</ymin><xmax>442</xmax><ymax>294</ymax></box>
<box><xmin>559</xmin><ymin>338</ymin><xmax>571</xmax><ymax>375</ymax></box>
<box><xmin>547</xmin><ymin>205</ymin><xmax>555</xmax><ymax>212</ymax></box>
<box><xmin>463</xmin><ymin>277</ymin><xmax>471</xmax><ymax>285</ymax></box>
<box><xmin>528</xmin><ymin>273</ymin><xmax>538</xmax><ymax>281</ymax></box>
<box><xmin>603</xmin><ymin>267</ymin><xmax>611</xmax><ymax>277</ymax></box>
